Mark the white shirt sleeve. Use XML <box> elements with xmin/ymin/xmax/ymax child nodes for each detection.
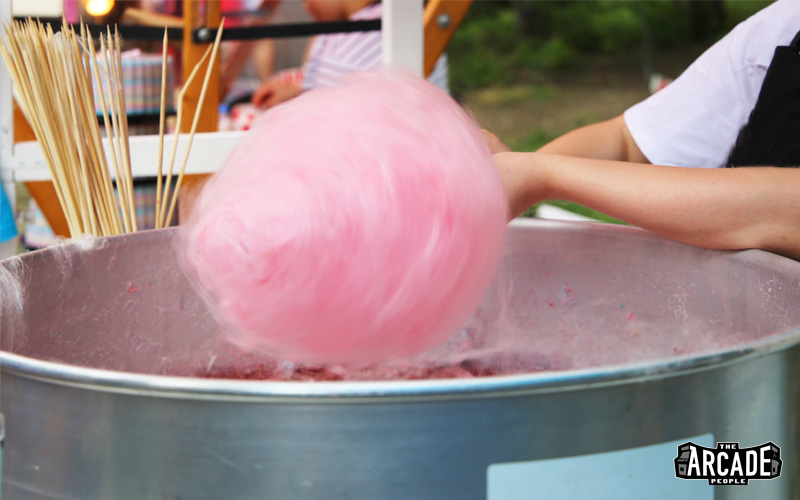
<box><xmin>623</xmin><ymin>0</ymin><xmax>800</xmax><ymax>168</ymax></box>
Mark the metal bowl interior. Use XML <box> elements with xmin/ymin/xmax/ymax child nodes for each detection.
<box><xmin>2</xmin><ymin>219</ymin><xmax>800</xmax><ymax>399</ymax></box>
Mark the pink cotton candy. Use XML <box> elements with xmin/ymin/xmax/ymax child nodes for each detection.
<box><xmin>180</xmin><ymin>71</ymin><xmax>507</xmax><ymax>365</ymax></box>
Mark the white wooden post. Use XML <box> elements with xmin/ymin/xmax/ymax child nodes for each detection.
<box><xmin>382</xmin><ymin>0</ymin><xmax>423</xmax><ymax>76</ymax></box>
<box><xmin>0</xmin><ymin>0</ymin><xmax>18</xmax><ymax>258</ymax></box>
<box><xmin>1</xmin><ymin>0</ymin><xmax>14</xmax><ymax>181</ymax></box>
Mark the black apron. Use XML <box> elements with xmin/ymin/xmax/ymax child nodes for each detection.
<box><xmin>727</xmin><ymin>30</ymin><xmax>800</xmax><ymax>168</ymax></box>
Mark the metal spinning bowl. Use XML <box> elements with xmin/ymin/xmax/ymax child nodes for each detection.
<box><xmin>0</xmin><ymin>219</ymin><xmax>798</xmax><ymax>500</ymax></box>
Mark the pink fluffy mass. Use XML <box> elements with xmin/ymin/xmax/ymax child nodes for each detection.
<box><xmin>180</xmin><ymin>71</ymin><xmax>508</xmax><ymax>365</ymax></box>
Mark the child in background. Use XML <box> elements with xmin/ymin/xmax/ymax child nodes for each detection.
<box><xmin>251</xmin><ymin>0</ymin><xmax>449</xmax><ymax>109</ymax></box>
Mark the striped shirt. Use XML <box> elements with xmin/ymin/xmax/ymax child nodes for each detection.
<box><xmin>301</xmin><ymin>3</ymin><xmax>449</xmax><ymax>93</ymax></box>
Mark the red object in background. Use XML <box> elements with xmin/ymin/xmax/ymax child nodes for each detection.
<box><xmin>221</xmin><ymin>0</ymin><xmax>245</xmax><ymax>27</ymax></box>
<box><xmin>230</xmin><ymin>103</ymin><xmax>261</xmax><ymax>131</ymax></box>
<box><xmin>649</xmin><ymin>73</ymin><xmax>673</xmax><ymax>94</ymax></box>
<box><xmin>64</xmin><ymin>0</ymin><xmax>80</xmax><ymax>23</ymax></box>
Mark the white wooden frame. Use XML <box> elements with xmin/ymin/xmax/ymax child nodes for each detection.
<box><xmin>0</xmin><ymin>0</ymin><xmax>423</xmax><ymax>216</ymax></box>
<box><xmin>1</xmin><ymin>0</ymin><xmax>14</xmax><ymax>204</ymax></box>
<box><xmin>382</xmin><ymin>0</ymin><xmax>423</xmax><ymax>75</ymax></box>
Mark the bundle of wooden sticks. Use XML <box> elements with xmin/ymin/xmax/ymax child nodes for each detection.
<box><xmin>0</xmin><ymin>18</ymin><xmax>223</xmax><ymax>237</ymax></box>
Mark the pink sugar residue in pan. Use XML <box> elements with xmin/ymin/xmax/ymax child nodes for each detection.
<box><xmin>180</xmin><ymin>70</ymin><xmax>508</xmax><ymax>365</ymax></box>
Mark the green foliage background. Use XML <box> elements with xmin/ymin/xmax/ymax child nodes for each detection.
<box><xmin>448</xmin><ymin>0</ymin><xmax>773</xmax><ymax>95</ymax></box>
<box><xmin>447</xmin><ymin>1</ymin><xmax>774</xmax><ymax>221</ymax></box>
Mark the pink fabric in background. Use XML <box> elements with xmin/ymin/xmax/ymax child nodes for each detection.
<box><xmin>63</xmin><ymin>0</ymin><xmax>79</xmax><ymax>24</ymax></box>
<box><xmin>180</xmin><ymin>71</ymin><xmax>508</xmax><ymax>365</ymax></box>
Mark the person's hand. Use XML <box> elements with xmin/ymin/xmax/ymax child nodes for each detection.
<box><xmin>493</xmin><ymin>151</ymin><xmax>550</xmax><ymax>220</ymax></box>
<box><xmin>251</xmin><ymin>80</ymin><xmax>302</xmax><ymax>109</ymax></box>
<box><xmin>482</xmin><ymin>129</ymin><xmax>511</xmax><ymax>154</ymax></box>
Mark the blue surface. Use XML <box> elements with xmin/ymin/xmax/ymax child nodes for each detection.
<box><xmin>0</xmin><ymin>183</ymin><xmax>16</xmax><ymax>244</ymax></box>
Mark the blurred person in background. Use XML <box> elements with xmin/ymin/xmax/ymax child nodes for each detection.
<box><xmin>217</xmin><ymin>0</ymin><xmax>308</xmax><ymax>102</ymax></box>
<box><xmin>251</xmin><ymin>0</ymin><xmax>449</xmax><ymax>110</ymax></box>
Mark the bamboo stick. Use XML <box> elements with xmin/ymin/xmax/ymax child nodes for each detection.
<box><xmin>112</xmin><ymin>26</ymin><xmax>137</xmax><ymax>231</ymax></box>
<box><xmin>155</xmin><ymin>28</ymin><xmax>168</xmax><ymax>229</ymax></box>
<box><xmin>19</xmin><ymin>23</ymin><xmax>83</xmax><ymax>234</ymax></box>
<box><xmin>163</xmin><ymin>22</ymin><xmax>225</xmax><ymax>226</ymax></box>
<box><xmin>80</xmin><ymin>24</ymin><xmax>120</xmax><ymax>235</ymax></box>
<box><xmin>99</xmin><ymin>33</ymin><xmax>131</xmax><ymax>233</ymax></box>
<box><xmin>58</xmin><ymin>27</ymin><xmax>97</xmax><ymax>235</ymax></box>
<box><xmin>86</xmin><ymin>28</ymin><xmax>124</xmax><ymax>235</ymax></box>
<box><xmin>159</xmin><ymin>42</ymin><xmax>213</xmax><ymax>228</ymax></box>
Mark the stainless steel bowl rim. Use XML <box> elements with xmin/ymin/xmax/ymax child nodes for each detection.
<box><xmin>2</xmin><ymin>220</ymin><xmax>799</xmax><ymax>402</ymax></box>
<box><xmin>1</xmin><ymin>331</ymin><xmax>797</xmax><ymax>402</ymax></box>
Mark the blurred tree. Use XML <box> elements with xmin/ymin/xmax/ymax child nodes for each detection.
<box><xmin>688</xmin><ymin>0</ymin><xmax>726</xmax><ymax>42</ymax></box>
<box><xmin>447</xmin><ymin>0</ymin><xmax>771</xmax><ymax>93</ymax></box>
<box><xmin>514</xmin><ymin>1</ymin><xmax>555</xmax><ymax>40</ymax></box>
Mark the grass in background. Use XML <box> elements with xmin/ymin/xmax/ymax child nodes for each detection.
<box><xmin>529</xmin><ymin>201</ymin><xmax>629</xmax><ymax>224</ymax></box>
<box><xmin>471</xmin><ymin>84</ymin><xmax>557</xmax><ymax>107</ymax></box>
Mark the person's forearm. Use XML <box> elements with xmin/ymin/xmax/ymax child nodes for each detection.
<box><xmin>538</xmin><ymin>115</ymin><xmax>649</xmax><ymax>164</ymax></box>
<box><xmin>220</xmin><ymin>41</ymin><xmax>258</xmax><ymax>97</ymax></box>
<box><xmin>219</xmin><ymin>1</ymin><xmax>279</xmax><ymax>96</ymax></box>
<box><xmin>501</xmin><ymin>151</ymin><xmax>800</xmax><ymax>259</ymax></box>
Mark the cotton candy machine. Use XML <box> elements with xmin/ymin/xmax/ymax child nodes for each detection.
<box><xmin>0</xmin><ymin>219</ymin><xmax>798</xmax><ymax>500</ymax></box>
